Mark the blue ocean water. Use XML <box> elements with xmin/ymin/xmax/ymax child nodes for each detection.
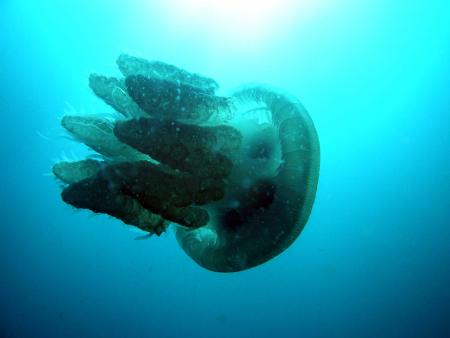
<box><xmin>1</xmin><ymin>0</ymin><xmax>449</xmax><ymax>337</ymax></box>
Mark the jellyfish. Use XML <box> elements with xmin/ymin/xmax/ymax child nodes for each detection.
<box><xmin>53</xmin><ymin>55</ymin><xmax>320</xmax><ymax>272</ymax></box>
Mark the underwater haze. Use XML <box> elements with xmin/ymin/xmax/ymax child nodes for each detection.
<box><xmin>1</xmin><ymin>0</ymin><xmax>450</xmax><ymax>337</ymax></box>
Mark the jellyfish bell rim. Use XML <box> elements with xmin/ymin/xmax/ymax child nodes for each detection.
<box><xmin>175</xmin><ymin>84</ymin><xmax>320</xmax><ymax>272</ymax></box>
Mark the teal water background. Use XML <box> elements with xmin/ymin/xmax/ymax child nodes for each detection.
<box><xmin>1</xmin><ymin>1</ymin><xmax>449</xmax><ymax>337</ymax></box>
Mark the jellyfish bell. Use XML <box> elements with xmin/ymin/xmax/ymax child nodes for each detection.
<box><xmin>175</xmin><ymin>86</ymin><xmax>320</xmax><ymax>272</ymax></box>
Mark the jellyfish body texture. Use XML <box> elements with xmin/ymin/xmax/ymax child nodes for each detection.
<box><xmin>54</xmin><ymin>55</ymin><xmax>320</xmax><ymax>272</ymax></box>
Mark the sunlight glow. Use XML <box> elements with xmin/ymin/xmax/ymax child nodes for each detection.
<box><xmin>164</xmin><ymin>0</ymin><xmax>323</xmax><ymax>48</ymax></box>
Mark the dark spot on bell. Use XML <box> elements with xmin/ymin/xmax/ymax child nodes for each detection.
<box><xmin>248</xmin><ymin>180</ymin><xmax>277</xmax><ymax>210</ymax></box>
<box><xmin>248</xmin><ymin>141</ymin><xmax>272</xmax><ymax>159</ymax></box>
<box><xmin>221</xmin><ymin>179</ymin><xmax>277</xmax><ymax>231</ymax></box>
<box><xmin>221</xmin><ymin>208</ymin><xmax>245</xmax><ymax>231</ymax></box>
